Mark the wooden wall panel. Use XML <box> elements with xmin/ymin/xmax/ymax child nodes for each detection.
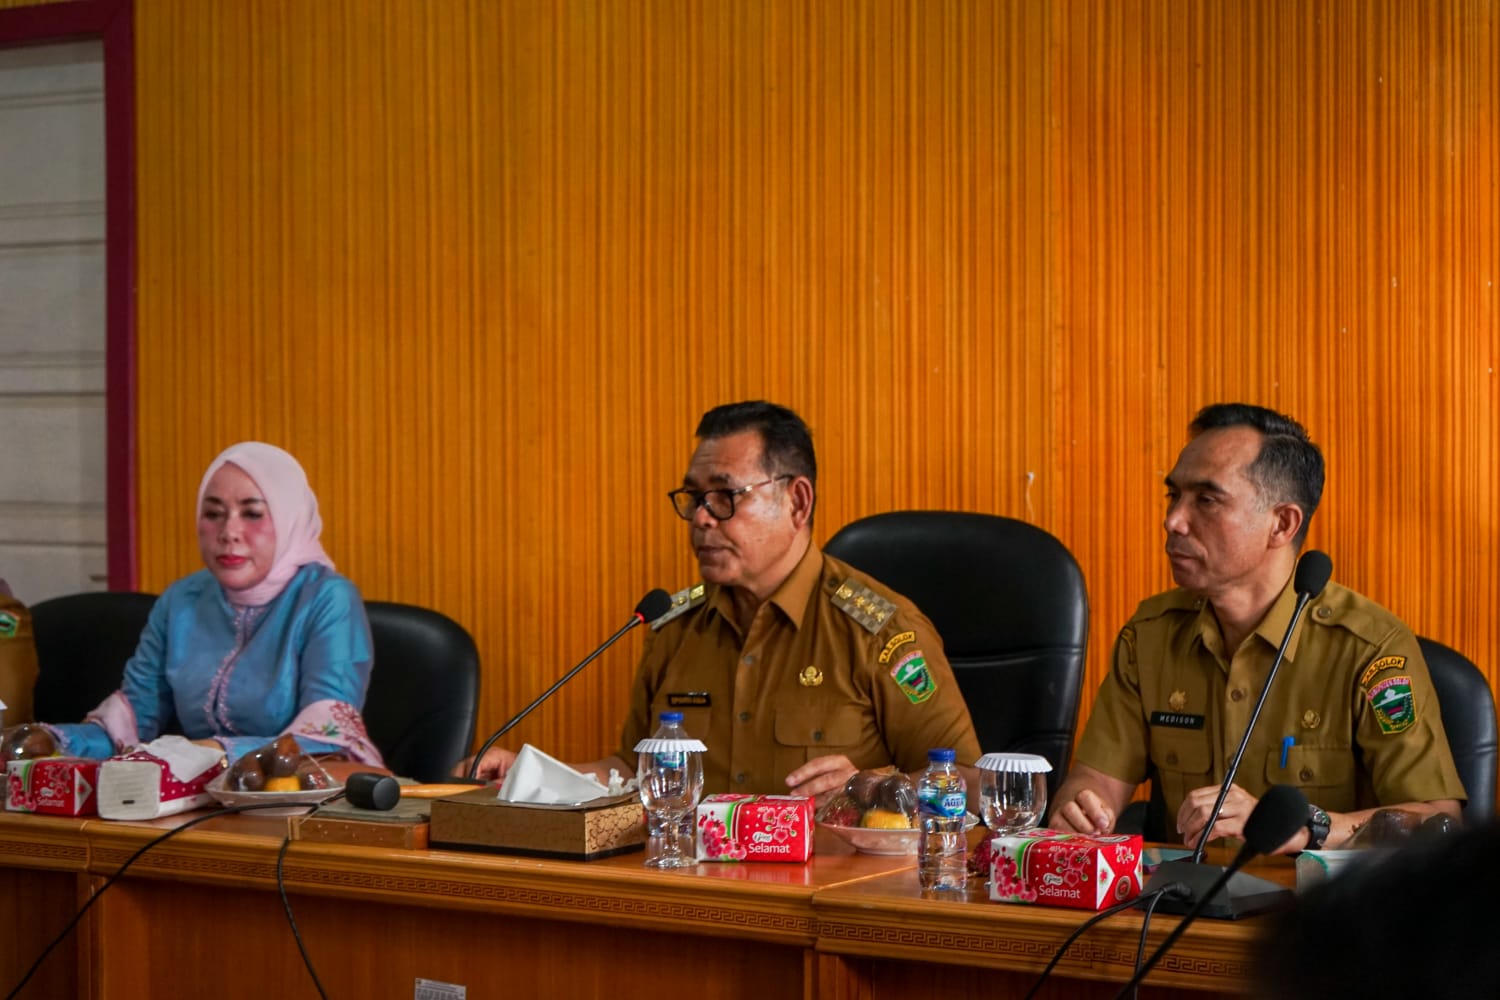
<box><xmin>129</xmin><ymin>0</ymin><xmax>1498</xmax><ymax>776</ymax></box>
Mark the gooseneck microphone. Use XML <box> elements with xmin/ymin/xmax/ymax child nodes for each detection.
<box><xmin>1145</xmin><ymin>549</ymin><xmax>1331</xmax><ymax>919</ymax></box>
<box><xmin>1115</xmin><ymin>785</ymin><xmax>1310</xmax><ymax>997</ymax></box>
<box><xmin>464</xmin><ymin>588</ymin><xmax>673</xmax><ymax>781</ymax></box>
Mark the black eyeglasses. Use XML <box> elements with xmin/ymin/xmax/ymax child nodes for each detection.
<box><xmin>667</xmin><ymin>475</ymin><xmax>792</xmax><ymax>521</ymax></box>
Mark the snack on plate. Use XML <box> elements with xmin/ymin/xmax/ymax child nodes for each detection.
<box><xmin>225</xmin><ymin>734</ymin><xmax>334</xmax><ymax>792</ymax></box>
<box><xmin>816</xmin><ymin>768</ymin><xmax>918</xmax><ymax>829</ymax></box>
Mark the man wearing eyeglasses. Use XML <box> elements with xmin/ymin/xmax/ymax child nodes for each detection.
<box><xmin>464</xmin><ymin>400</ymin><xmax>980</xmax><ymax>802</ymax></box>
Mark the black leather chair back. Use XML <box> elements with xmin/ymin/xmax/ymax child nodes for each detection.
<box><xmin>30</xmin><ymin>591</ymin><xmax>159</xmax><ymax>724</ymax></box>
<box><xmin>363</xmin><ymin>601</ymin><xmax>481</xmax><ymax>783</ymax></box>
<box><xmin>824</xmin><ymin>511</ymin><xmax>1089</xmax><ymax>795</ymax></box>
<box><xmin>1418</xmin><ymin>636</ymin><xmax>1497</xmax><ymax>824</ymax></box>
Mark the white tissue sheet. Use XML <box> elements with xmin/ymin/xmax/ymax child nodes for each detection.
<box><xmin>498</xmin><ymin>744</ymin><xmax>611</xmax><ymax>806</ymax></box>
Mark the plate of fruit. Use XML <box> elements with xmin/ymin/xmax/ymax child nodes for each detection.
<box><xmin>816</xmin><ymin>768</ymin><xmax>977</xmax><ymax>855</ymax></box>
<box><xmin>206</xmin><ymin>734</ymin><xmax>342</xmax><ymax>815</ymax></box>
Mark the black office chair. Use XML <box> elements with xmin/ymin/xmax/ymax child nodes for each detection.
<box><xmin>824</xmin><ymin>511</ymin><xmax>1089</xmax><ymax>797</ymax></box>
<box><xmin>363</xmin><ymin>600</ymin><xmax>481</xmax><ymax>783</ymax></box>
<box><xmin>1418</xmin><ymin>636</ymin><xmax>1497</xmax><ymax>824</ymax></box>
<box><xmin>30</xmin><ymin>591</ymin><xmax>160</xmax><ymax>724</ymax></box>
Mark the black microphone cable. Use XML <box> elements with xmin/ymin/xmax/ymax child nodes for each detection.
<box><xmin>1019</xmin><ymin>881</ymin><xmax>1190</xmax><ymax>1000</ymax></box>
<box><xmin>1128</xmin><ymin>882</ymin><xmax>1182</xmax><ymax>1000</ymax></box>
<box><xmin>4</xmin><ymin>797</ymin><xmax>341</xmax><ymax>1000</ymax></box>
<box><xmin>276</xmin><ymin>824</ymin><xmax>329</xmax><ymax>1000</ymax></box>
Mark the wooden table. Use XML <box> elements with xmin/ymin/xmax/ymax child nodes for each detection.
<box><xmin>0</xmin><ymin>810</ymin><xmax>1278</xmax><ymax>999</ymax></box>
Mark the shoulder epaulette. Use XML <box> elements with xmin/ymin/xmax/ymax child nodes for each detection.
<box><xmin>830</xmin><ymin>578</ymin><xmax>897</xmax><ymax>635</ymax></box>
<box><xmin>650</xmin><ymin>583</ymin><xmax>707</xmax><ymax>631</ymax></box>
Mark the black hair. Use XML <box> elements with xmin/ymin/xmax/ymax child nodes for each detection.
<box><xmin>695</xmin><ymin>400</ymin><xmax>817</xmax><ymax>487</ymax></box>
<box><xmin>1189</xmin><ymin>403</ymin><xmax>1324</xmax><ymax>548</ymax></box>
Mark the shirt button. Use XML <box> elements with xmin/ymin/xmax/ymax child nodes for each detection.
<box><xmin>812</xmin><ymin>730</ymin><xmax>824</xmax><ymax>742</ymax></box>
<box><xmin>738</xmin><ymin>711</ymin><xmax>751</xmax><ymax>723</ymax></box>
<box><xmin>1316</xmin><ymin>607</ymin><xmax>1332</xmax><ymax>619</ymax></box>
<box><xmin>1299</xmin><ymin>767</ymin><xmax>1314</xmax><ymax>782</ymax></box>
<box><xmin>1166</xmin><ymin>751</ymin><xmax>1179</xmax><ymax>766</ymax></box>
<box><xmin>743</xmin><ymin>654</ymin><xmax>756</xmax><ymax>665</ymax></box>
<box><xmin>735</xmin><ymin>772</ymin><xmax>747</xmax><ymax>784</ymax></box>
<box><xmin>1230</xmin><ymin>688</ymin><xmax>1245</xmax><ymax>702</ymax></box>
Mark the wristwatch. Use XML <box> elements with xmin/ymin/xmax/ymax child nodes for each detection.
<box><xmin>1305</xmin><ymin>803</ymin><xmax>1331</xmax><ymax>850</ymax></box>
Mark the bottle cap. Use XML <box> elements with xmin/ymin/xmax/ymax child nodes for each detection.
<box><xmin>927</xmin><ymin>748</ymin><xmax>957</xmax><ymax>763</ymax></box>
<box><xmin>659</xmin><ymin>711</ymin><xmax>683</xmax><ymax>724</ymax></box>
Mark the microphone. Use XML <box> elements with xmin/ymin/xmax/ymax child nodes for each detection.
<box><xmin>1115</xmin><ymin>785</ymin><xmax>1309</xmax><ymax>997</ymax></box>
<box><xmin>1144</xmin><ymin>549</ymin><xmax>1331</xmax><ymax>919</ymax></box>
<box><xmin>464</xmin><ymin>588</ymin><xmax>673</xmax><ymax>780</ymax></box>
<box><xmin>344</xmin><ymin>772</ymin><xmax>481</xmax><ymax>811</ymax></box>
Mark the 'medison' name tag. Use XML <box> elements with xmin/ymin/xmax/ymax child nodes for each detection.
<box><xmin>667</xmin><ymin>692</ymin><xmax>711</xmax><ymax>708</ymax></box>
<box><xmin>1150</xmin><ymin>711</ymin><xmax>1205</xmax><ymax>730</ymax></box>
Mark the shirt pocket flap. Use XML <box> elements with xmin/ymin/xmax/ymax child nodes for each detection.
<box><xmin>1148</xmin><ymin>729</ymin><xmax>1212</xmax><ymax>774</ymax></box>
<box><xmin>1268</xmin><ymin>745</ymin><xmax>1354</xmax><ymax>790</ymax></box>
<box><xmin>773</xmin><ymin>707</ymin><xmax>864</xmax><ymax>749</ymax></box>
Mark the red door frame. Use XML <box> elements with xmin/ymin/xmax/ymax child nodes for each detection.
<box><xmin>0</xmin><ymin>0</ymin><xmax>137</xmax><ymax>590</ymax></box>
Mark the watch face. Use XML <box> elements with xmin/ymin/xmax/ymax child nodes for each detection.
<box><xmin>1307</xmin><ymin>804</ymin><xmax>1331</xmax><ymax>848</ymax></box>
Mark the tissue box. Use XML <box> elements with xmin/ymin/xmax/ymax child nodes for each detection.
<box><xmin>429</xmin><ymin>788</ymin><xmax>645</xmax><ymax>860</ymax></box>
<box><xmin>97</xmin><ymin>750</ymin><xmax>227</xmax><ymax>820</ymax></box>
<box><xmin>695</xmin><ymin>794</ymin><xmax>815</xmax><ymax>862</ymax></box>
<box><xmin>989</xmin><ymin>829</ymin><xmax>1143</xmax><ymax>910</ymax></box>
<box><xmin>6</xmin><ymin>758</ymin><xmax>100</xmax><ymax>816</ymax></box>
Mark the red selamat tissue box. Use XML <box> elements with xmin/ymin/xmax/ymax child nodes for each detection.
<box><xmin>6</xmin><ymin>758</ymin><xmax>101</xmax><ymax>816</ymax></box>
<box><xmin>988</xmin><ymin>830</ymin><xmax>1143</xmax><ymax>910</ymax></box>
<box><xmin>695</xmin><ymin>794</ymin><xmax>815</xmax><ymax>862</ymax></box>
<box><xmin>97</xmin><ymin>748</ymin><xmax>226</xmax><ymax>820</ymax></box>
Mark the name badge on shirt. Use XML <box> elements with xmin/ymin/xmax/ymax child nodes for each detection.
<box><xmin>667</xmin><ymin>692</ymin><xmax>711</xmax><ymax>708</ymax></box>
<box><xmin>1150</xmin><ymin>711</ymin><xmax>1205</xmax><ymax>730</ymax></box>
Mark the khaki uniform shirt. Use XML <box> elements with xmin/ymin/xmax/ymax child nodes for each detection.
<box><xmin>619</xmin><ymin>544</ymin><xmax>981</xmax><ymax>794</ymax></box>
<box><xmin>0</xmin><ymin>594</ymin><xmax>39</xmax><ymax>725</ymax></box>
<box><xmin>1075</xmin><ymin>577</ymin><xmax>1465</xmax><ymax>826</ymax></box>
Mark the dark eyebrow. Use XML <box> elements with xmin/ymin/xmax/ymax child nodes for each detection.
<box><xmin>202</xmin><ymin>495</ymin><xmax>266</xmax><ymax>507</ymax></box>
<box><xmin>1164</xmin><ymin>474</ymin><xmax>1227</xmax><ymax>496</ymax></box>
<box><xmin>682</xmin><ymin>471</ymin><xmax>736</xmax><ymax>489</ymax></box>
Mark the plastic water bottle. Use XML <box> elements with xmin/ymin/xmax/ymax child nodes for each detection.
<box><xmin>637</xmin><ymin>711</ymin><xmax>704</xmax><ymax>868</ymax></box>
<box><xmin>918</xmin><ymin>747</ymin><xmax>968</xmax><ymax>892</ymax></box>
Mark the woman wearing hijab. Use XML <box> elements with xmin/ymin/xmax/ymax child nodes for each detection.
<box><xmin>42</xmin><ymin>442</ymin><xmax>383</xmax><ymax>765</ymax></box>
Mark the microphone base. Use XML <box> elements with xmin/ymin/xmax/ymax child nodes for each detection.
<box><xmin>1145</xmin><ymin>859</ymin><xmax>1294</xmax><ymax>920</ymax></box>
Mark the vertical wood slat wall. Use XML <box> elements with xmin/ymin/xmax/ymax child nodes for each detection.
<box><xmin>129</xmin><ymin>0</ymin><xmax>1498</xmax><ymax>770</ymax></box>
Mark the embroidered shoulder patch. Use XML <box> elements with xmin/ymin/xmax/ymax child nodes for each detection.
<box><xmin>0</xmin><ymin>610</ymin><xmax>16</xmax><ymax>639</ymax></box>
<box><xmin>830</xmin><ymin>580</ymin><xmax>896</xmax><ymax>635</ymax></box>
<box><xmin>878</xmin><ymin>630</ymin><xmax>916</xmax><ymax>664</ymax></box>
<box><xmin>1367</xmin><ymin>675</ymin><xmax>1417</xmax><ymax>734</ymax></box>
<box><xmin>651</xmin><ymin>583</ymin><xmax>707</xmax><ymax>631</ymax></box>
<box><xmin>1358</xmin><ymin>654</ymin><xmax>1407</xmax><ymax>690</ymax></box>
<box><xmin>890</xmin><ymin>650</ymin><xmax>937</xmax><ymax>704</ymax></box>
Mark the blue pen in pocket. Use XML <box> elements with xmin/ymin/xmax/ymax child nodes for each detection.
<box><xmin>1280</xmin><ymin>735</ymin><xmax>1295</xmax><ymax>768</ymax></box>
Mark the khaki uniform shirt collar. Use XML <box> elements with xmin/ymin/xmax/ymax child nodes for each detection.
<box><xmin>1194</xmin><ymin>572</ymin><xmax>1304</xmax><ymax>665</ymax></box>
<box><xmin>1251</xmin><ymin>574</ymin><xmax>1306</xmax><ymax>660</ymax></box>
<box><xmin>703</xmin><ymin>541</ymin><xmax>823</xmax><ymax>635</ymax></box>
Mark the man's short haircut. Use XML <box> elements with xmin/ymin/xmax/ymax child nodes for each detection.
<box><xmin>695</xmin><ymin>401</ymin><xmax>817</xmax><ymax>487</ymax></box>
<box><xmin>1189</xmin><ymin>402</ymin><xmax>1324</xmax><ymax>548</ymax></box>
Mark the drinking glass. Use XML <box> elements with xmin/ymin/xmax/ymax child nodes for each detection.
<box><xmin>637</xmin><ymin>747</ymin><xmax>704</xmax><ymax>868</ymax></box>
<box><xmin>980</xmin><ymin>767</ymin><xmax>1049</xmax><ymax>836</ymax></box>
